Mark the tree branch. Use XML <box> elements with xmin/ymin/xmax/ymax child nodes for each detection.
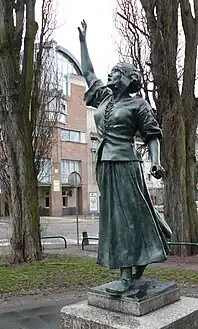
<box><xmin>180</xmin><ymin>0</ymin><xmax>195</xmax><ymax>39</ymax></box>
<box><xmin>20</xmin><ymin>0</ymin><xmax>38</xmax><ymax>124</ymax></box>
<box><xmin>117</xmin><ymin>11</ymin><xmax>149</xmax><ymax>37</ymax></box>
<box><xmin>180</xmin><ymin>0</ymin><xmax>197</xmax><ymax>101</ymax></box>
<box><xmin>14</xmin><ymin>0</ymin><xmax>25</xmax><ymax>50</ymax></box>
<box><xmin>194</xmin><ymin>0</ymin><xmax>198</xmax><ymax>43</ymax></box>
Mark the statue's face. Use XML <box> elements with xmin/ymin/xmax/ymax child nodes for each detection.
<box><xmin>107</xmin><ymin>66</ymin><xmax>122</xmax><ymax>88</ymax></box>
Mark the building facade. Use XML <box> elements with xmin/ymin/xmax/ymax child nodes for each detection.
<box><xmin>87</xmin><ymin>107</ymin><xmax>100</xmax><ymax>214</ymax></box>
<box><xmin>38</xmin><ymin>43</ymin><xmax>89</xmax><ymax>216</ymax></box>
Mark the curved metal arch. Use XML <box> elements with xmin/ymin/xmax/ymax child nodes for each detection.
<box><xmin>56</xmin><ymin>45</ymin><xmax>83</xmax><ymax>76</ymax></box>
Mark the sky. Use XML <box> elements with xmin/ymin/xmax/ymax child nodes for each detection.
<box><xmin>36</xmin><ymin>0</ymin><xmax>119</xmax><ymax>82</ymax></box>
<box><xmin>35</xmin><ymin>0</ymin><xmax>197</xmax><ymax>96</ymax></box>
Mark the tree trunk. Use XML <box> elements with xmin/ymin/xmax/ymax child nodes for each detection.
<box><xmin>186</xmin><ymin>126</ymin><xmax>198</xmax><ymax>252</ymax></box>
<box><xmin>0</xmin><ymin>0</ymin><xmax>55</xmax><ymax>263</ymax></box>
<box><xmin>8</xmin><ymin>121</ymin><xmax>24</xmax><ymax>262</ymax></box>
<box><xmin>163</xmin><ymin>104</ymin><xmax>190</xmax><ymax>256</ymax></box>
<box><xmin>10</xmin><ymin>150</ymin><xmax>42</xmax><ymax>262</ymax></box>
<box><xmin>20</xmin><ymin>137</ymin><xmax>42</xmax><ymax>262</ymax></box>
<box><xmin>140</xmin><ymin>0</ymin><xmax>198</xmax><ymax>255</ymax></box>
<box><xmin>8</xmin><ymin>110</ymin><xmax>42</xmax><ymax>263</ymax></box>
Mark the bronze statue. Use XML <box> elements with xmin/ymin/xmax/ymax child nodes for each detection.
<box><xmin>78</xmin><ymin>20</ymin><xmax>172</xmax><ymax>296</ymax></box>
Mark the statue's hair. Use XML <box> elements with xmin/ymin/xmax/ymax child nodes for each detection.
<box><xmin>128</xmin><ymin>72</ymin><xmax>142</xmax><ymax>93</ymax></box>
<box><xmin>116</xmin><ymin>62</ymin><xmax>142</xmax><ymax>93</ymax></box>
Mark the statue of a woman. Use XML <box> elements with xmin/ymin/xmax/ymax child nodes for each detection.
<box><xmin>78</xmin><ymin>20</ymin><xmax>172</xmax><ymax>295</ymax></box>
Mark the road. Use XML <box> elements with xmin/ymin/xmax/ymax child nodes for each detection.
<box><xmin>0</xmin><ymin>217</ymin><xmax>99</xmax><ymax>246</ymax></box>
<box><xmin>0</xmin><ymin>213</ymin><xmax>165</xmax><ymax>246</ymax></box>
<box><xmin>41</xmin><ymin>217</ymin><xmax>99</xmax><ymax>244</ymax></box>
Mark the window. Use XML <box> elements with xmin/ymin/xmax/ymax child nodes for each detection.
<box><xmin>70</xmin><ymin>131</ymin><xmax>80</xmax><ymax>142</ymax></box>
<box><xmin>38</xmin><ymin>159</ymin><xmax>51</xmax><ymax>184</ymax></box>
<box><xmin>61</xmin><ymin>130</ymin><xmax>70</xmax><ymax>140</ymax></box>
<box><xmin>60</xmin><ymin>99</ymin><xmax>67</xmax><ymax>115</ymax></box>
<box><xmin>80</xmin><ymin>132</ymin><xmax>86</xmax><ymax>143</ymax></box>
<box><xmin>45</xmin><ymin>191</ymin><xmax>50</xmax><ymax>208</ymax></box>
<box><xmin>59</xmin><ymin>99</ymin><xmax>67</xmax><ymax>124</ymax></box>
<box><xmin>61</xmin><ymin>160</ymin><xmax>81</xmax><ymax>184</ymax></box>
<box><xmin>62</xmin><ymin>190</ymin><xmax>68</xmax><ymax>207</ymax></box>
<box><xmin>56</xmin><ymin>52</ymin><xmax>76</xmax><ymax>97</ymax></box>
<box><xmin>61</xmin><ymin>129</ymin><xmax>86</xmax><ymax>143</ymax></box>
<box><xmin>47</xmin><ymin>96</ymin><xmax>59</xmax><ymax>122</ymax></box>
<box><xmin>65</xmin><ymin>75</ymin><xmax>71</xmax><ymax>96</ymax></box>
<box><xmin>62</xmin><ymin>195</ymin><xmax>68</xmax><ymax>207</ymax></box>
<box><xmin>91</xmin><ymin>139</ymin><xmax>98</xmax><ymax>152</ymax></box>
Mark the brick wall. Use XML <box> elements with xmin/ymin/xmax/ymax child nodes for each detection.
<box><xmin>50</xmin><ymin>80</ymin><xmax>89</xmax><ymax>215</ymax></box>
<box><xmin>67</xmin><ymin>83</ymin><xmax>87</xmax><ymax>131</ymax></box>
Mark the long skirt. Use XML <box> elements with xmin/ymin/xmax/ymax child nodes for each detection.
<box><xmin>96</xmin><ymin>161</ymin><xmax>171</xmax><ymax>269</ymax></box>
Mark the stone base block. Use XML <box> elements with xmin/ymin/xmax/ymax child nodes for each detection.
<box><xmin>88</xmin><ymin>278</ymin><xmax>180</xmax><ymax>316</ymax></box>
<box><xmin>61</xmin><ymin>297</ymin><xmax>198</xmax><ymax>329</ymax></box>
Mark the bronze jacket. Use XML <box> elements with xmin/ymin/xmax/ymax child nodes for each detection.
<box><xmin>84</xmin><ymin>79</ymin><xmax>162</xmax><ymax>162</ymax></box>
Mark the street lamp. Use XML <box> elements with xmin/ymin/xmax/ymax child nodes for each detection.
<box><xmin>68</xmin><ymin>171</ymin><xmax>81</xmax><ymax>246</ymax></box>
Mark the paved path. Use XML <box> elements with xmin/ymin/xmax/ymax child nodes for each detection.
<box><xmin>0</xmin><ymin>290</ymin><xmax>87</xmax><ymax>329</ymax></box>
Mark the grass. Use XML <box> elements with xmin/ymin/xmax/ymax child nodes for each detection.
<box><xmin>0</xmin><ymin>255</ymin><xmax>197</xmax><ymax>296</ymax></box>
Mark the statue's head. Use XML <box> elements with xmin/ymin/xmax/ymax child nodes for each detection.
<box><xmin>107</xmin><ymin>62</ymin><xmax>142</xmax><ymax>94</ymax></box>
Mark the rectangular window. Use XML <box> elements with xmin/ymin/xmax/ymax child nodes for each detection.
<box><xmin>65</xmin><ymin>75</ymin><xmax>71</xmax><ymax>97</ymax></box>
<box><xmin>47</xmin><ymin>96</ymin><xmax>59</xmax><ymax>121</ymax></box>
<box><xmin>61</xmin><ymin>130</ymin><xmax>70</xmax><ymax>141</ymax></box>
<box><xmin>45</xmin><ymin>195</ymin><xmax>50</xmax><ymax>208</ymax></box>
<box><xmin>38</xmin><ymin>159</ymin><xmax>51</xmax><ymax>184</ymax></box>
<box><xmin>60</xmin><ymin>99</ymin><xmax>67</xmax><ymax>115</ymax></box>
<box><xmin>62</xmin><ymin>195</ymin><xmax>68</xmax><ymax>207</ymax></box>
<box><xmin>70</xmin><ymin>131</ymin><xmax>80</xmax><ymax>142</ymax></box>
<box><xmin>61</xmin><ymin>160</ymin><xmax>81</xmax><ymax>184</ymax></box>
<box><xmin>80</xmin><ymin>132</ymin><xmax>86</xmax><ymax>143</ymax></box>
<box><xmin>91</xmin><ymin>139</ymin><xmax>98</xmax><ymax>152</ymax></box>
<box><xmin>61</xmin><ymin>130</ymin><xmax>86</xmax><ymax>143</ymax></box>
<box><xmin>59</xmin><ymin>114</ymin><xmax>66</xmax><ymax>124</ymax></box>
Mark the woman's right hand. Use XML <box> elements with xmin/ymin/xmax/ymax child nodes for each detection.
<box><xmin>78</xmin><ymin>19</ymin><xmax>87</xmax><ymax>42</ymax></box>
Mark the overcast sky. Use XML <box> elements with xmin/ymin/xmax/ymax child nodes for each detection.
<box><xmin>36</xmin><ymin>0</ymin><xmax>119</xmax><ymax>82</ymax></box>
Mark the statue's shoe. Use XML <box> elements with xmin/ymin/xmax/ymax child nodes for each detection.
<box><xmin>106</xmin><ymin>279</ymin><xmax>135</xmax><ymax>296</ymax></box>
<box><xmin>134</xmin><ymin>265</ymin><xmax>147</xmax><ymax>280</ymax></box>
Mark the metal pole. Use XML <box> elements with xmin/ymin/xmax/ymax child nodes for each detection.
<box><xmin>76</xmin><ymin>187</ymin><xmax>79</xmax><ymax>246</ymax></box>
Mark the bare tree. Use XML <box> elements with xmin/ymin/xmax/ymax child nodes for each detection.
<box><xmin>116</xmin><ymin>0</ymin><xmax>198</xmax><ymax>256</ymax></box>
<box><xmin>0</xmin><ymin>0</ymin><xmax>60</xmax><ymax>263</ymax></box>
<box><xmin>115</xmin><ymin>1</ymin><xmax>152</xmax><ymax>105</ymax></box>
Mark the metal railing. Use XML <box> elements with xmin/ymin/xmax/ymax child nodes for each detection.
<box><xmin>167</xmin><ymin>241</ymin><xmax>198</xmax><ymax>247</ymax></box>
<box><xmin>82</xmin><ymin>236</ymin><xmax>198</xmax><ymax>250</ymax></box>
<box><xmin>82</xmin><ymin>236</ymin><xmax>98</xmax><ymax>250</ymax></box>
<box><xmin>41</xmin><ymin>236</ymin><xmax>67</xmax><ymax>248</ymax></box>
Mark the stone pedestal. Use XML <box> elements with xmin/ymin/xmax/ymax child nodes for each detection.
<box><xmin>61</xmin><ymin>278</ymin><xmax>198</xmax><ymax>328</ymax></box>
<box><xmin>88</xmin><ymin>278</ymin><xmax>180</xmax><ymax>316</ymax></box>
<box><xmin>61</xmin><ymin>297</ymin><xmax>198</xmax><ymax>329</ymax></box>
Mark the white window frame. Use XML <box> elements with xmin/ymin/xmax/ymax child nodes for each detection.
<box><xmin>38</xmin><ymin>159</ymin><xmax>52</xmax><ymax>184</ymax></box>
<box><xmin>61</xmin><ymin>160</ymin><xmax>81</xmax><ymax>184</ymax></box>
<box><xmin>61</xmin><ymin>129</ymin><xmax>86</xmax><ymax>143</ymax></box>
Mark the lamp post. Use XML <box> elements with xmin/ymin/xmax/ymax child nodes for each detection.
<box><xmin>68</xmin><ymin>171</ymin><xmax>81</xmax><ymax>246</ymax></box>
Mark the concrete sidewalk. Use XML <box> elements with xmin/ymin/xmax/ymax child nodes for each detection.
<box><xmin>0</xmin><ymin>289</ymin><xmax>87</xmax><ymax>329</ymax></box>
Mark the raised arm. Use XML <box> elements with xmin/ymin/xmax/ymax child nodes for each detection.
<box><xmin>78</xmin><ymin>20</ymin><xmax>97</xmax><ymax>86</ymax></box>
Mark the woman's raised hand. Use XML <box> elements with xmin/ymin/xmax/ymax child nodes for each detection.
<box><xmin>78</xmin><ymin>19</ymin><xmax>87</xmax><ymax>42</ymax></box>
